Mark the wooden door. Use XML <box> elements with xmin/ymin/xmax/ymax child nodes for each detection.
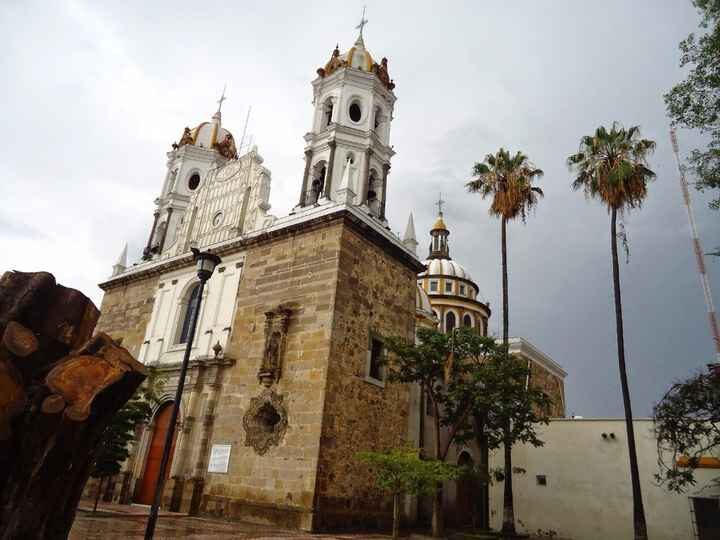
<box><xmin>455</xmin><ymin>452</ymin><xmax>476</xmax><ymax>528</ymax></box>
<box><xmin>136</xmin><ymin>403</ymin><xmax>176</xmax><ymax>505</ymax></box>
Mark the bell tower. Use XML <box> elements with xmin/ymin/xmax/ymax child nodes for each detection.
<box><xmin>294</xmin><ymin>16</ymin><xmax>396</xmax><ymax>223</ymax></box>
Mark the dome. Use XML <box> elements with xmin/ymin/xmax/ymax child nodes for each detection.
<box><xmin>420</xmin><ymin>259</ymin><xmax>473</xmax><ymax>281</ymax></box>
<box><xmin>192</xmin><ymin>122</ymin><xmax>233</xmax><ymax>150</ymax></box>
<box><xmin>431</xmin><ymin>216</ymin><xmax>448</xmax><ymax>231</ymax></box>
<box><xmin>316</xmin><ymin>37</ymin><xmax>395</xmax><ymax>91</ymax></box>
<box><xmin>416</xmin><ymin>283</ymin><xmax>438</xmax><ymax>327</ymax></box>
<box><xmin>416</xmin><ymin>283</ymin><xmax>433</xmax><ymax>315</ymax></box>
<box><xmin>174</xmin><ymin>111</ymin><xmax>237</xmax><ymax>160</ymax></box>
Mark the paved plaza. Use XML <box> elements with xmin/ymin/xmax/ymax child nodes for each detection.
<box><xmin>69</xmin><ymin>503</ymin><xmax>392</xmax><ymax>540</ymax></box>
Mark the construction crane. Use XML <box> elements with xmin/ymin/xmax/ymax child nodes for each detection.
<box><xmin>670</xmin><ymin>128</ymin><xmax>720</xmax><ymax>363</ymax></box>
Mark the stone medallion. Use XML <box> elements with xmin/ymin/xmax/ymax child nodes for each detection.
<box><xmin>242</xmin><ymin>389</ymin><xmax>288</xmax><ymax>455</ymax></box>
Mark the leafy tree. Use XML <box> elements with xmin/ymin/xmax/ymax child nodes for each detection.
<box><xmin>665</xmin><ymin>0</ymin><xmax>720</xmax><ymax>209</ymax></box>
<box><xmin>568</xmin><ymin>123</ymin><xmax>656</xmax><ymax>540</ymax></box>
<box><xmin>466</xmin><ymin>148</ymin><xmax>544</xmax><ymax>536</ymax></box>
<box><xmin>357</xmin><ymin>448</ymin><xmax>460</xmax><ymax>540</ymax></box>
<box><xmin>384</xmin><ymin>328</ymin><xmax>551</xmax><ymax>538</ymax></box>
<box><xmin>653</xmin><ymin>365</ymin><xmax>720</xmax><ymax>492</ymax></box>
<box><xmin>90</xmin><ymin>367</ymin><xmax>163</xmax><ymax>511</ymax></box>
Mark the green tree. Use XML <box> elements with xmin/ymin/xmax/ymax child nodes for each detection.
<box><xmin>357</xmin><ymin>448</ymin><xmax>460</xmax><ymax>540</ymax></box>
<box><xmin>568</xmin><ymin>123</ymin><xmax>656</xmax><ymax>540</ymax></box>
<box><xmin>90</xmin><ymin>367</ymin><xmax>163</xmax><ymax>511</ymax></box>
<box><xmin>466</xmin><ymin>148</ymin><xmax>544</xmax><ymax>536</ymax></box>
<box><xmin>665</xmin><ymin>0</ymin><xmax>720</xmax><ymax>209</ymax></box>
<box><xmin>653</xmin><ymin>365</ymin><xmax>720</xmax><ymax>492</ymax></box>
<box><xmin>384</xmin><ymin>328</ymin><xmax>551</xmax><ymax>538</ymax></box>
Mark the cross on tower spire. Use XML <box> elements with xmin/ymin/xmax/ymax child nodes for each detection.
<box><xmin>436</xmin><ymin>193</ymin><xmax>445</xmax><ymax>216</ymax></box>
<box><xmin>216</xmin><ymin>84</ymin><xmax>228</xmax><ymax>113</ymax></box>
<box><xmin>355</xmin><ymin>6</ymin><xmax>368</xmax><ymax>40</ymax></box>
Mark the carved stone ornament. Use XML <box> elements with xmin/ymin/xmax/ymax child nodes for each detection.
<box><xmin>242</xmin><ymin>389</ymin><xmax>288</xmax><ymax>455</ymax></box>
<box><xmin>178</xmin><ymin>127</ymin><xmax>194</xmax><ymax>148</ymax></box>
<box><xmin>258</xmin><ymin>306</ymin><xmax>291</xmax><ymax>387</ymax></box>
<box><xmin>213</xmin><ymin>132</ymin><xmax>238</xmax><ymax>160</ymax></box>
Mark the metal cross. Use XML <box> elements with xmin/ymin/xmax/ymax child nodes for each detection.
<box><xmin>436</xmin><ymin>193</ymin><xmax>445</xmax><ymax>215</ymax></box>
<box><xmin>217</xmin><ymin>84</ymin><xmax>227</xmax><ymax>113</ymax></box>
<box><xmin>356</xmin><ymin>6</ymin><xmax>368</xmax><ymax>38</ymax></box>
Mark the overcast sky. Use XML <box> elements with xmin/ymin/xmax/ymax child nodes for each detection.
<box><xmin>2</xmin><ymin>0</ymin><xmax>717</xmax><ymax>417</ymax></box>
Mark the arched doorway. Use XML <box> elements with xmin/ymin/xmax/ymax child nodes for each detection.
<box><xmin>455</xmin><ymin>451</ymin><xmax>477</xmax><ymax>528</ymax></box>
<box><xmin>136</xmin><ymin>402</ymin><xmax>177</xmax><ymax>505</ymax></box>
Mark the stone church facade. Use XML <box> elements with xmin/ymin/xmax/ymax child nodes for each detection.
<box><xmin>92</xmin><ymin>24</ymin><xmax>566</xmax><ymax>532</ymax></box>
<box><xmin>96</xmin><ymin>29</ymin><xmax>425</xmax><ymax>531</ymax></box>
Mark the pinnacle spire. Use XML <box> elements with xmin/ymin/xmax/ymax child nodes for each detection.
<box><xmin>112</xmin><ymin>243</ymin><xmax>128</xmax><ymax>277</ymax></box>
<box><xmin>403</xmin><ymin>212</ymin><xmax>418</xmax><ymax>254</ymax></box>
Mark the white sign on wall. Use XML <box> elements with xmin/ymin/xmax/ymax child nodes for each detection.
<box><xmin>208</xmin><ymin>444</ymin><xmax>232</xmax><ymax>473</ymax></box>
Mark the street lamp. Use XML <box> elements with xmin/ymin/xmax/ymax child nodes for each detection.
<box><xmin>144</xmin><ymin>248</ymin><xmax>221</xmax><ymax>540</ymax></box>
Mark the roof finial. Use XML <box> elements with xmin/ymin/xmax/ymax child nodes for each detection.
<box><xmin>355</xmin><ymin>6</ymin><xmax>368</xmax><ymax>41</ymax></box>
<box><xmin>435</xmin><ymin>192</ymin><xmax>445</xmax><ymax>216</ymax></box>
<box><xmin>216</xmin><ymin>84</ymin><xmax>228</xmax><ymax>114</ymax></box>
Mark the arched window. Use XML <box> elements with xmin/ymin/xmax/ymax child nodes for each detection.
<box><xmin>445</xmin><ymin>311</ymin><xmax>456</xmax><ymax>333</ymax></box>
<box><xmin>367</xmin><ymin>170</ymin><xmax>378</xmax><ymax>201</ymax></box>
<box><xmin>178</xmin><ymin>283</ymin><xmax>201</xmax><ymax>344</ymax></box>
<box><xmin>463</xmin><ymin>314</ymin><xmax>473</xmax><ymax>328</ymax></box>
<box><xmin>308</xmin><ymin>161</ymin><xmax>327</xmax><ymax>204</ymax></box>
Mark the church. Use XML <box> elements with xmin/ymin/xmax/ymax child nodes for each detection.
<box><xmin>95</xmin><ymin>22</ymin><xmax>566</xmax><ymax>531</ymax></box>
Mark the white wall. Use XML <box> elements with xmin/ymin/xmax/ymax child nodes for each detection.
<box><xmin>489</xmin><ymin>419</ymin><xmax>715</xmax><ymax>540</ymax></box>
<box><xmin>138</xmin><ymin>250</ymin><xmax>244</xmax><ymax>365</ymax></box>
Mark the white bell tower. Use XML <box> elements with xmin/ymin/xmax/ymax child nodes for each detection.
<box><xmin>294</xmin><ymin>15</ymin><xmax>396</xmax><ymax>223</ymax></box>
<box><xmin>142</xmin><ymin>91</ymin><xmax>238</xmax><ymax>260</ymax></box>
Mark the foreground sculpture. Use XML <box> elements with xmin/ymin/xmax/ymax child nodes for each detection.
<box><xmin>0</xmin><ymin>271</ymin><xmax>146</xmax><ymax>539</ymax></box>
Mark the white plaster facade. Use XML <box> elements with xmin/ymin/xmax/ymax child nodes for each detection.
<box><xmin>138</xmin><ymin>250</ymin><xmax>245</xmax><ymax>366</ymax></box>
<box><xmin>489</xmin><ymin>418</ymin><xmax>714</xmax><ymax>540</ymax></box>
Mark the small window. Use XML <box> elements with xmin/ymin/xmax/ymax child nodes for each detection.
<box><xmin>463</xmin><ymin>314</ymin><xmax>473</xmax><ymax>328</ymax></box>
<box><xmin>368</xmin><ymin>336</ymin><xmax>385</xmax><ymax>382</ymax></box>
<box><xmin>536</xmin><ymin>475</ymin><xmax>547</xmax><ymax>486</ymax></box>
<box><xmin>430</xmin><ymin>281</ymin><xmax>438</xmax><ymax>292</ymax></box>
<box><xmin>459</xmin><ymin>284</ymin><xmax>466</xmax><ymax>296</ymax></box>
<box><xmin>445</xmin><ymin>281</ymin><xmax>453</xmax><ymax>293</ymax></box>
<box><xmin>349</xmin><ymin>101</ymin><xmax>362</xmax><ymax>122</ymax></box>
<box><xmin>188</xmin><ymin>173</ymin><xmax>200</xmax><ymax>191</ymax></box>
<box><xmin>446</xmin><ymin>311</ymin><xmax>456</xmax><ymax>333</ymax></box>
<box><xmin>178</xmin><ymin>284</ymin><xmax>201</xmax><ymax>344</ymax></box>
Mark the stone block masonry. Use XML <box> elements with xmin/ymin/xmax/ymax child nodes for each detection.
<box><xmin>202</xmin><ymin>211</ymin><xmax>422</xmax><ymax>532</ymax></box>
<box><xmin>96</xmin><ymin>277</ymin><xmax>158</xmax><ymax>358</ymax></box>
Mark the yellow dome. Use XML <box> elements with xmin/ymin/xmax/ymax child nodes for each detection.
<box><xmin>316</xmin><ymin>37</ymin><xmax>395</xmax><ymax>90</ymax></box>
<box><xmin>432</xmin><ymin>216</ymin><xmax>447</xmax><ymax>231</ymax></box>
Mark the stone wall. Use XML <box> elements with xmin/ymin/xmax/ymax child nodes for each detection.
<box><xmin>201</xmin><ymin>218</ymin><xmax>345</xmax><ymax>530</ymax></box>
<box><xmin>314</xmin><ymin>225</ymin><xmax>416</xmax><ymax>530</ymax></box>
<box><xmin>529</xmin><ymin>362</ymin><xmax>565</xmax><ymax>417</ymax></box>
<box><xmin>96</xmin><ymin>278</ymin><xmax>158</xmax><ymax>359</ymax></box>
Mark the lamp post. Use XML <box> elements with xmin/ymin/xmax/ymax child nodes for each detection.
<box><xmin>144</xmin><ymin>248</ymin><xmax>221</xmax><ymax>540</ymax></box>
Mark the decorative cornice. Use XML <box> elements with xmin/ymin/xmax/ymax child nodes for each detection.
<box><xmin>506</xmin><ymin>337</ymin><xmax>567</xmax><ymax>378</ymax></box>
<box><xmin>99</xmin><ymin>203</ymin><xmax>424</xmax><ymax>291</ymax></box>
<box><xmin>424</xmin><ymin>293</ymin><xmax>491</xmax><ymax>317</ymax></box>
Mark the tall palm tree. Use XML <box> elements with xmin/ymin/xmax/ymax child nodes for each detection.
<box><xmin>568</xmin><ymin>123</ymin><xmax>656</xmax><ymax>540</ymax></box>
<box><xmin>467</xmin><ymin>148</ymin><xmax>544</xmax><ymax>536</ymax></box>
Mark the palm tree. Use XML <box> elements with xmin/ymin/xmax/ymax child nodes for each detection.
<box><xmin>467</xmin><ymin>148</ymin><xmax>544</xmax><ymax>536</ymax></box>
<box><xmin>567</xmin><ymin>123</ymin><xmax>656</xmax><ymax>540</ymax></box>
